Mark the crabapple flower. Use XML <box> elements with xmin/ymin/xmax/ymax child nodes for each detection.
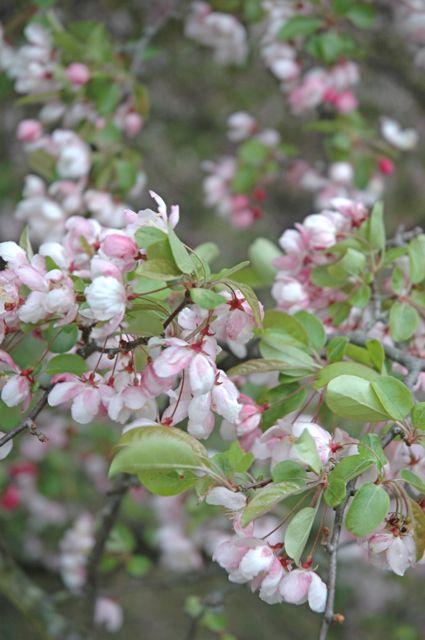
<box><xmin>0</xmin><ymin>350</ymin><xmax>32</xmax><ymax>410</ymax></box>
<box><xmin>85</xmin><ymin>276</ymin><xmax>126</xmax><ymax>322</ymax></box>
<box><xmin>48</xmin><ymin>373</ymin><xmax>115</xmax><ymax>424</ymax></box>
<box><xmin>279</xmin><ymin>570</ymin><xmax>327</xmax><ymax>612</ymax></box>
<box><xmin>65</xmin><ymin>62</ymin><xmax>91</xmax><ymax>86</ymax></box>
<box><xmin>94</xmin><ymin>598</ymin><xmax>123</xmax><ymax>633</ymax></box>
<box><xmin>0</xmin><ymin>433</ymin><xmax>13</xmax><ymax>460</ymax></box>
<box><xmin>17</xmin><ymin>119</ymin><xmax>42</xmax><ymax>143</ymax></box>
<box><xmin>364</xmin><ymin>529</ymin><xmax>417</xmax><ymax>576</ymax></box>
<box><xmin>205</xmin><ymin>487</ymin><xmax>246</xmax><ymax>511</ymax></box>
<box><xmin>381</xmin><ymin>118</ymin><xmax>418</xmax><ymax>151</ymax></box>
<box><xmin>227</xmin><ymin>112</ymin><xmax>256</xmax><ymax>142</ymax></box>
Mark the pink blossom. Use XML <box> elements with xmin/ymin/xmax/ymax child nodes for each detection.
<box><xmin>65</xmin><ymin>63</ymin><xmax>90</xmax><ymax>86</ymax></box>
<box><xmin>48</xmin><ymin>374</ymin><xmax>114</xmax><ymax>424</ymax></box>
<box><xmin>17</xmin><ymin>119</ymin><xmax>42</xmax><ymax>142</ymax></box>
<box><xmin>94</xmin><ymin>598</ymin><xmax>123</xmax><ymax>633</ymax></box>
<box><xmin>279</xmin><ymin>569</ymin><xmax>327</xmax><ymax>612</ymax></box>
<box><xmin>85</xmin><ymin>275</ymin><xmax>126</xmax><ymax>322</ymax></box>
<box><xmin>365</xmin><ymin>530</ymin><xmax>417</xmax><ymax>576</ymax></box>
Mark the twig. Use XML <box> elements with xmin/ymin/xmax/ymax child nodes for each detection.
<box><xmin>130</xmin><ymin>4</ymin><xmax>178</xmax><ymax>78</ymax></box>
<box><xmin>0</xmin><ymin>533</ymin><xmax>80</xmax><ymax>640</ymax></box>
<box><xmin>0</xmin><ymin>389</ymin><xmax>50</xmax><ymax>449</ymax></box>
<box><xmin>81</xmin><ymin>473</ymin><xmax>136</xmax><ymax>636</ymax></box>
<box><xmin>319</xmin><ymin>424</ymin><xmax>403</xmax><ymax>640</ymax></box>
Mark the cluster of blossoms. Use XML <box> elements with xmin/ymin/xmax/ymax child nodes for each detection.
<box><xmin>1</xmin><ymin>6</ymin><xmax>425</xmax><ymax>638</ymax></box>
<box><xmin>191</xmin><ymin>1</ymin><xmax>418</xmax><ymax>227</ymax></box>
<box><xmin>0</xmin><ymin>21</ymin><xmax>146</xmax><ymax>241</ymax></box>
<box><xmin>271</xmin><ymin>197</ymin><xmax>367</xmax><ymax>320</ymax></box>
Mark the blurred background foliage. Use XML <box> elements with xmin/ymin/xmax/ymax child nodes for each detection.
<box><xmin>1</xmin><ymin>1</ymin><xmax>425</xmax><ymax>639</ymax></box>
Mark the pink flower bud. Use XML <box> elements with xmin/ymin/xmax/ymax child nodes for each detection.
<box><xmin>17</xmin><ymin>119</ymin><xmax>42</xmax><ymax>142</ymax></box>
<box><xmin>101</xmin><ymin>234</ymin><xmax>138</xmax><ymax>260</ymax></box>
<box><xmin>65</xmin><ymin>63</ymin><xmax>91</xmax><ymax>86</ymax></box>
<box><xmin>334</xmin><ymin>91</ymin><xmax>358</xmax><ymax>113</ymax></box>
<box><xmin>378</xmin><ymin>157</ymin><xmax>395</xmax><ymax>175</ymax></box>
<box><xmin>124</xmin><ymin>112</ymin><xmax>143</xmax><ymax>137</ymax></box>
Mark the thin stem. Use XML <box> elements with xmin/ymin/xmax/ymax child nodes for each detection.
<box><xmin>318</xmin><ymin>424</ymin><xmax>402</xmax><ymax>640</ymax></box>
<box><xmin>81</xmin><ymin>474</ymin><xmax>136</xmax><ymax>636</ymax></box>
<box><xmin>0</xmin><ymin>389</ymin><xmax>50</xmax><ymax>449</ymax></box>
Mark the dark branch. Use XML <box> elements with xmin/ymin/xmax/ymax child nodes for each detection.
<box><xmin>0</xmin><ymin>533</ymin><xmax>79</xmax><ymax>640</ymax></box>
<box><xmin>81</xmin><ymin>473</ymin><xmax>136</xmax><ymax>636</ymax></box>
<box><xmin>0</xmin><ymin>389</ymin><xmax>50</xmax><ymax>449</ymax></box>
<box><xmin>319</xmin><ymin>424</ymin><xmax>404</xmax><ymax>640</ymax></box>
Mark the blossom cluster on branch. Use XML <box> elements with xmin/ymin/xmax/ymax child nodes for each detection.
<box><xmin>0</xmin><ymin>3</ymin><xmax>425</xmax><ymax>639</ymax></box>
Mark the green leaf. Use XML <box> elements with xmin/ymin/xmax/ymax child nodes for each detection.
<box><xmin>284</xmin><ymin>507</ymin><xmax>317</xmax><ymax>565</ymax></box>
<box><xmin>412</xmin><ymin>403</ymin><xmax>425</xmax><ymax>430</ymax></box>
<box><xmin>42</xmin><ymin>324</ymin><xmax>79</xmax><ymax>353</ymax></box>
<box><xmin>261</xmin><ymin>388</ymin><xmax>306</xmax><ymax>429</ymax></box>
<box><xmin>278</xmin><ymin>15</ymin><xmax>324</xmax><ymax>40</ymax></box>
<box><xmin>326</xmin><ymin>375</ymin><xmax>389</xmax><ymax>422</ymax></box>
<box><xmin>326</xmin><ymin>336</ymin><xmax>348</xmax><ymax>363</ymax></box>
<box><xmin>139</xmin><ymin>259</ymin><xmax>182</xmax><ymax>280</ymax></box>
<box><xmin>232</xmin><ymin>282</ymin><xmax>262</xmax><ymax>326</ymax></box>
<box><xmin>135</xmin><ymin>226</ymin><xmax>167</xmax><ymax>249</ymax></box>
<box><xmin>389</xmin><ymin>302</ymin><xmax>419</xmax><ymax>342</ymax></box>
<box><xmin>190</xmin><ymin>288</ymin><xmax>226</xmax><ymax>310</ymax></box>
<box><xmin>391</xmin><ymin>267</ymin><xmax>404</xmax><ymax>295</ymax></box>
<box><xmin>240</xmin><ymin>481</ymin><xmax>304</xmax><ymax>527</ymax></box>
<box><xmin>344</xmin><ymin>344</ymin><xmax>373</xmax><ymax>368</ymax></box>
<box><xmin>324</xmin><ymin>476</ymin><xmax>347</xmax><ymax>508</ymax></box>
<box><xmin>328</xmin><ymin>248</ymin><xmax>366</xmax><ymax>279</ymax></box>
<box><xmin>248</xmin><ymin>238</ymin><xmax>281</xmax><ymax>286</ymax></box>
<box><xmin>19</xmin><ymin>227</ymin><xmax>33</xmax><ymax>260</ymax></box>
<box><xmin>294</xmin><ymin>311</ymin><xmax>326</xmax><ymax>352</ymax></box>
<box><xmin>238</xmin><ymin>140</ymin><xmax>270</xmax><ymax>165</ymax></box>
<box><xmin>86</xmin><ymin>76</ymin><xmax>121</xmax><ymax>116</ymax></box>
<box><xmin>231</xmin><ymin>166</ymin><xmax>257</xmax><ymax>193</ymax></box>
<box><xmin>125</xmin><ymin>308</ymin><xmax>164</xmax><ymax>337</ymax></box>
<box><xmin>227</xmin><ymin>359</ymin><xmax>301</xmax><ymax>377</ymax></box>
<box><xmin>46</xmin><ymin>354</ymin><xmax>88</xmax><ymax>376</ymax></box>
<box><xmin>109</xmin><ymin>426</ymin><xmax>210</xmax><ymax>496</ymax></box>
<box><xmin>349</xmin><ymin>283</ymin><xmax>371</xmax><ymax>308</ymax></box>
<box><xmin>328</xmin><ymin>301</ymin><xmax>351</xmax><ymax>326</ymax></box>
<box><xmin>259</xmin><ymin>340</ymin><xmax>316</xmax><ymax>374</ymax></box>
<box><xmin>272</xmin><ymin>461</ymin><xmax>307</xmax><ymax>486</ymax></box>
<box><xmin>408</xmin><ymin>235</ymin><xmax>425</xmax><ymax>284</ymax></box>
<box><xmin>346</xmin><ymin>4</ymin><xmax>376</xmax><ymax>29</ymax></box>
<box><xmin>315</xmin><ymin>361</ymin><xmax>379</xmax><ymax>388</ymax></box>
<box><xmin>293</xmin><ymin>429</ymin><xmax>322</xmax><ymax>475</ymax></box>
<box><xmin>263</xmin><ymin>311</ymin><xmax>308</xmax><ymax>346</ymax></box>
<box><xmin>359</xmin><ymin>434</ymin><xmax>387</xmax><ymax>471</ymax></box>
<box><xmin>409</xmin><ymin>499</ymin><xmax>425</xmax><ymax>561</ymax></box>
<box><xmin>115</xmin><ymin>159</ymin><xmax>138</xmax><ymax>192</ymax></box>
<box><xmin>194</xmin><ymin>242</ymin><xmax>219</xmax><ymax>264</ymax></box>
<box><xmin>213</xmin><ymin>441</ymin><xmax>254</xmax><ymax>475</ymax></box>
<box><xmin>345</xmin><ymin>482</ymin><xmax>390</xmax><ymax>537</ymax></box>
<box><xmin>371</xmin><ymin>376</ymin><xmax>413</xmax><ymax>421</ymax></box>
<box><xmin>126</xmin><ymin>555</ymin><xmax>152</xmax><ymax>577</ymax></box>
<box><xmin>401</xmin><ymin>470</ymin><xmax>425</xmax><ymax>494</ymax></box>
<box><xmin>367</xmin><ymin>201</ymin><xmax>385</xmax><ymax>251</ymax></box>
<box><xmin>366</xmin><ymin>339</ymin><xmax>385</xmax><ymax>372</ymax></box>
<box><xmin>167</xmin><ymin>228</ymin><xmax>194</xmax><ymax>274</ymax></box>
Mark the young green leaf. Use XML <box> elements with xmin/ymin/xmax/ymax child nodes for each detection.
<box><xmin>401</xmin><ymin>470</ymin><xmax>425</xmax><ymax>494</ymax></box>
<box><xmin>46</xmin><ymin>354</ymin><xmax>87</xmax><ymax>376</ymax></box>
<box><xmin>271</xmin><ymin>460</ymin><xmax>307</xmax><ymax>486</ymax></box>
<box><xmin>371</xmin><ymin>376</ymin><xmax>413</xmax><ymax>421</ymax></box>
<box><xmin>240</xmin><ymin>481</ymin><xmax>305</xmax><ymax>527</ymax></box>
<box><xmin>409</xmin><ymin>499</ymin><xmax>425</xmax><ymax>561</ymax></box>
<box><xmin>408</xmin><ymin>235</ymin><xmax>425</xmax><ymax>284</ymax></box>
<box><xmin>109</xmin><ymin>426</ymin><xmax>210</xmax><ymax>496</ymax></box>
<box><xmin>326</xmin><ymin>375</ymin><xmax>389</xmax><ymax>422</ymax></box>
<box><xmin>168</xmin><ymin>228</ymin><xmax>194</xmax><ymax>274</ymax></box>
<box><xmin>284</xmin><ymin>507</ymin><xmax>317</xmax><ymax>565</ymax></box>
<box><xmin>190</xmin><ymin>288</ymin><xmax>226</xmax><ymax>310</ymax></box>
<box><xmin>293</xmin><ymin>429</ymin><xmax>322</xmax><ymax>475</ymax></box>
<box><xmin>389</xmin><ymin>302</ymin><xmax>419</xmax><ymax>342</ymax></box>
<box><xmin>294</xmin><ymin>311</ymin><xmax>326</xmax><ymax>352</ymax></box>
<box><xmin>345</xmin><ymin>482</ymin><xmax>389</xmax><ymax>537</ymax></box>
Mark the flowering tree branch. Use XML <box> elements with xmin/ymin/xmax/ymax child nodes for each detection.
<box><xmin>81</xmin><ymin>473</ymin><xmax>137</xmax><ymax>636</ymax></box>
<box><xmin>0</xmin><ymin>533</ymin><xmax>79</xmax><ymax>640</ymax></box>
<box><xmin>0</xmin><ymin>389</ymin><xmax>50</xmax><ymax>449</ymax></box>
<box><xmin>319</xmin><ymin>423</ymin><xmax>405</xmax><ymax>640</ymax></box>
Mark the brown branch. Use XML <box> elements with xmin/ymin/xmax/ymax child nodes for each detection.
<box><xmin>81</xmin><ymin>473</ymin><xmax>136</xmax><ymax>636</ymax></box>
<box><xmin>0</xmin><ymin>533</ymin><xmax>79</xmax><ymax>640</ymax></box>
<box><xmin>318</xmin><ymin>424</ymin><xmax>405</xmax><ymax>640</ymax></box>
<box><xmin>0</xmin><ymin>389</ymin><xmax>50</xmax><ymax>449</ymax></box>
